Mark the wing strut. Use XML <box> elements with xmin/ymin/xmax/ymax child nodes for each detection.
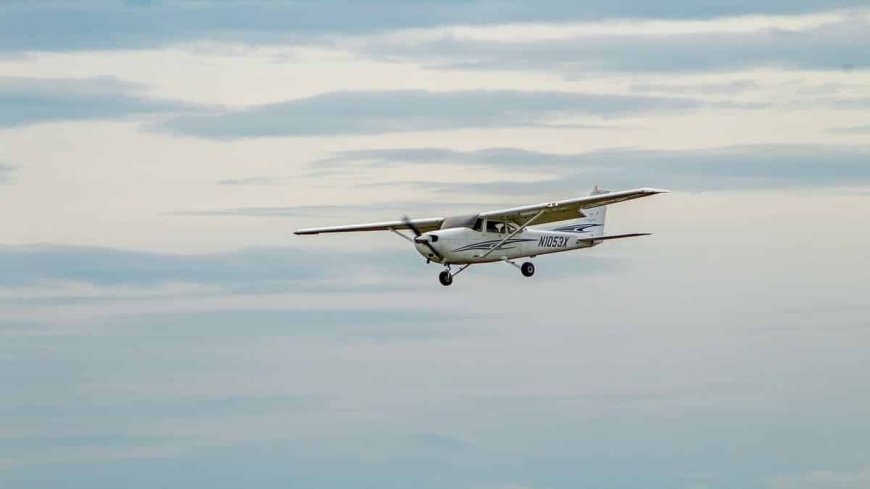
<box><xmin>389</xmin><ymin>228</ymin><xmax>414</xmax><ymax>243</ymax></box>
<box><xmin>479</xmin><ymin>208</ymin><xmax>548</xmax><ymax>260</ymax></box>
<box><xmin>448</xmin><ymin>209</ymin><xmax>547</xmax><ymax>281</ymax></box>
<box><xmin>450</xmin><ymin>263</ymin><xmax>473</xmax><ymax>278</ymax></box>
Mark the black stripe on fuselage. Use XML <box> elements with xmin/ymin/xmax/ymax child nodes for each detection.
<box><xmin>451</xmin><ymin>238</ymin><xmax>537</xmax><ymax>253</ymax></box>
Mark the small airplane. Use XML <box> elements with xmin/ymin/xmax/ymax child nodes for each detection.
<box><xmin>295</xmin><ymin>186</ymin><xmax>667</xmax><ymax>286</ymax></box>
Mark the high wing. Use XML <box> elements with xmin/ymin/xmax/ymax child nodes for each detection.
<box><xmin>294</xmin><ymin>217</ymin><xmax>443</xmax><ymax>235</ymax></box>
<box><xmin>293</xmin><ymin>188</ymin><xmax>667</xmax><ymax>235</ymax></box>
<box><xmin>480</xmin><ymin>187</ymin><xmax>668</xmax><ymax>226</ymax></box>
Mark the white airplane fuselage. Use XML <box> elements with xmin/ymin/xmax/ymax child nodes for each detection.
<box><xmin>294</xmin><ymin>186</ymin><xmax>667</xmax><ymax>286</ymax></box>
<box><xmin>294</xmin><ymin>187</ymin><xmax>666</xmax><ymax>285</ymax></box>
<box><xmin>414</xmin><ymin>227</ymin><xmax>597</xmax><ymax>265</ymax></box>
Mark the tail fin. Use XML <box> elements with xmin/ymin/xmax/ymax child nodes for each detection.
<box><xmin>548</xmin><ymin>186</ymin><xmax>608</xmax><ymax>237</ymax></box>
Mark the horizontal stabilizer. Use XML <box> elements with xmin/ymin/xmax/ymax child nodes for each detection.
<box><xmin>585</xmin><ymin>233</ymin><xmax>652</xmax><ymax>241</ymax></box>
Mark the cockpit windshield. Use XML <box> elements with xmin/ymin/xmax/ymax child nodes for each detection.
<box><xmin>440</xmin><ymin>214</ymin><xmax>479</xmax><ymax>230</ymax></box>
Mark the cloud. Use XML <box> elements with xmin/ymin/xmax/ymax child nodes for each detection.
<box><xmin>0</xmin><ymin>245</ymin><xmax>388</xmax><ymax>288</ymax></box>
<box><xmin>1</xmin><ymin>1</ymin><xmax>866</xmax><ymax>53</ymax></box>
<box><xmin>766</xmin><ymin>468</ymin><xmax>870</xmax><ymax>489</ymax></box>
<box><xmin>175</xmin><ymin>201</ymin><xmax>512</xmax><ymax>218</ymax></box>
<box><xmin>0</xmin><ymin>244</ymin><xmax>621</xmax><ymax>314</ymax></box>
<box><xmin>317</xmin><ymin>144</ymin><xmax>870</xmax><ymax>192</ymax></box>
<box><xmin>159</xmin><ymin>89</ymin><xmax>699</xmax><ymax>139</ymax></box>
<box><xmin>352</xmin><ymin>12</ymin><xmax>870</xmax><ymax>74</ymax></box>
<box><xmin>86</xmin><ymin>309</ymin><xmax>467</xmax><ymax>341</ymax></box>
<box><xmin>0</xmin><ymin>76</ymin><xmax>202</xmax><ymax>128</ymax></box>
<box><xmin>629</xmin><ymin>79</ymin><xmax>761</xmax><ymax>95</ymax></box>
<box><xmin>178</xmin><ymin>205</ymin><xmax>352</xmax><ymax>217</ymax></box>
<box><xmin>405</xmin><ymin>432</ymin><xmax>469</xmax><ymax>453</ymax></box>
<box><xmin>830</xmin><ymin>124</ymin><xmax>870</xmax><ymax>133</ymax></box>
<box><xmin>0</xmin><ymin>162</ymin><xmax>16</xmax><ymax>183</ymax></box>
<box><xmin>316</xmin><ymin>147</ymin><xmax>576</xmax><ymax>171</ymax></box>
<box><xmin>217</xmin><ymin>177</ymin><xmax>285</xmax><ymax>186</ymax></box>
<box><xmin>468</xmin><ymin>484</ymin><xmax>550</xmax><ymax>489</ymax></box>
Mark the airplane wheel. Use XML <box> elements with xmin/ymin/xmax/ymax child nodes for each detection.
<box><xmin>521</xmin><ymin>262</ymin><xmax>535</xmax><ymax>277</ymax></box>
<box><xmin>439</xmin><ymin>270</ymin><xmax>453</xmax><ymax>286</ymax></box>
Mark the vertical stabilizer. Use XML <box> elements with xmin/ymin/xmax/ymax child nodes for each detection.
<box><xmin>547</xmin><ymin>186</ymin><xmax>608</xmax><ymax>237</ymax></box>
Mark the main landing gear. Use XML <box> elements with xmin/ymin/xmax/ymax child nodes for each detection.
<box><xmin>520</xmin><ymin>261</ymin><xmax>535</xmax><ymax>277</ymax></box>
<box><xmin>438</xmin><ymin>261</ymin><xmax>535</xmax><ymax>286</ymax></box>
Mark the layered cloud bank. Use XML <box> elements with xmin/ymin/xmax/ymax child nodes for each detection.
<box><xmin>2</xmin><ymin>1</ymin><xmax>867</xmax><ymax>52</ymax></box>
<box><xmin>0</xmin><ymin>76</ymin><xmax>202</xmax><ymax>128</ymax></box>
<box><xmin>347</xmin><ymin>11</ymin><xmax>870</xmax><ymax>74</ymax></box>
<box><xmin>160</xmin><ymin>89</ymin><xmax>702</xmax><ymax>138</ymax></box>
<box><xmin>1</xmin><ymin>2</ymin><xmax>869</xmax><ymax>488</ymax></box>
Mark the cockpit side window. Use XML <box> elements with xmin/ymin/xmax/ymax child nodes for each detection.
<box><xmin>472</xmin><ymin>218</ymin><xmax>484</xmax><ymax>232</ymax></box>
<box><xmin>486</xmin><ymin>220</ymin><xmax>505</xmax><ymax>233</ymax></box>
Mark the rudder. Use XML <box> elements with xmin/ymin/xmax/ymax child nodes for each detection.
<box><xmin>548</xmin><ymin>186</ymin><xmax>608</xmax><ymax>237</ymax></box>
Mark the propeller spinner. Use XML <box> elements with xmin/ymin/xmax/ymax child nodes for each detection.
<box><xmin>402</xmin><ymin>216</ymin><xmax>443</xmax><ymax>261</ymax></box>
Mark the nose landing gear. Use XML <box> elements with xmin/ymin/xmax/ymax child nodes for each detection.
<box><xmin>438</xmin><ymin>270</ymin><xmax>453</xmax><ymax>286</ymax></box>
<box><xmin>437</xmin><ymin>264</ymin><xmax>472</xmax><ymax>286</ymax></box>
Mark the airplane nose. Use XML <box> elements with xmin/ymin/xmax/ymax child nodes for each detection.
<box><xmin>412</xmin><ymin>234</ymin><xmax>443</xmax><ymax>263</ymax></box>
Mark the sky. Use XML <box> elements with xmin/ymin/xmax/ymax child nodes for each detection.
<box><xmin>1</xmin><ymin>1</ymin><xmax>869</xmax><ymax>488</ymax></box>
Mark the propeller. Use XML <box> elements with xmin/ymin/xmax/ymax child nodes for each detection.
<box><xmin>402</xmin><ymin>216</ymin><xmax>443</xmax><ymax>261</ymax></box>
